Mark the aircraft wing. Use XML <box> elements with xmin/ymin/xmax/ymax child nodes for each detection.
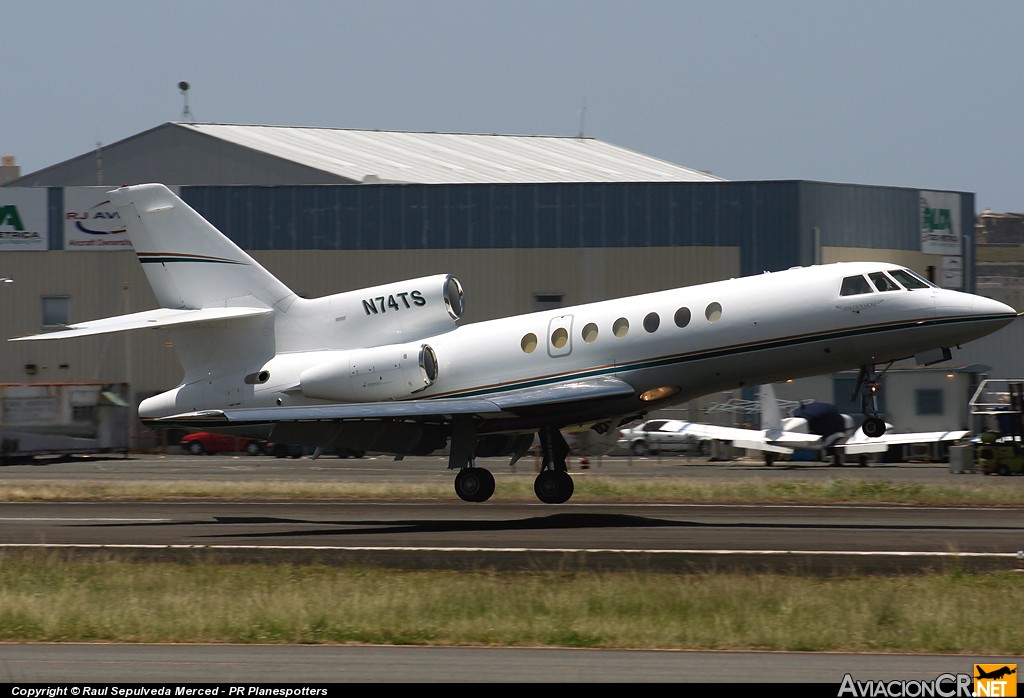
<box><xmin>10</xmin><ymin>307</ymin><xmax>272</xmax><ymax>341</ymax></box>
<box><xmin>840</xmin><ymin>428</ymin><xmax>971</xmax><ymax>454</ymax></box>
<box><xmin>144</xmin><ymin>375</ymin><xmax>638</xmax><ymax>428</ymax></box>
<box><xmin>671</xmin><ymin>422</ymin><xmax>795</xmax><ymax>455</ymax></box>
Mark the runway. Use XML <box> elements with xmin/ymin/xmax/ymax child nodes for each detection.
<box><xmin>1</xmin><ymin>453</ymin><xmax>1022</xmax><ymax>574</ymax></box>
<box><xmin>2</xmin><ymin>453</ymin><xmax>1022</xmax><ymax>683</ymax></box>
<box><xmin>1</xmin><ymin>498</ymin><xmax>1021</xmax><ymax>574</ymax></box>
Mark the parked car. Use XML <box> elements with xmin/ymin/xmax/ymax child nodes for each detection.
<box><xmin>617</xmin><ymin>419</ymin><xmax>708</xmax><ymax>456</ymax></box>
<box><xmin>180</xmin><ymin>432</ymin><xmax>266</xmax><ymax>456</ymax></box>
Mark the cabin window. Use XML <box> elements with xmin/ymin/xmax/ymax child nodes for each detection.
<box><xmin>612</xmin><ymin>317</ymin><xmax>629</xmax><ymax>338</ymax></box>
<box><xmin>705</xmin><ymin>302</ymin><xmax>722</xmax><ymax>323</ymax></box>
<box><xmin>674</xmin><ymin>307</ymin><xmax>691</xmax><ymax>328</ymax></box>
<box><xmin>581</xmin><ymin>322</ymin><xmax>599</xmax><ymax>343</ymax></box>
<box><xmin>643</xmin><ymin>312</ymin><xmax>660</xmax><ymax>333</ymax></box>
<box><xmin>550</xmin><ymin>327</ymin><xmax>569</xmax><ymax>349</ymax></box>
<box><xmin>840</xmin><ymin>275</ymin><xmax>872</xmax><ymax>296</ymax></box>
<box><xmin>869</xmin><ymin>272</ymin><xmax>901</xmax><ymax>292</ymax></box>
<box><xmin>520</xmin><ymin>333</ymin><xmax>538</xmax><ymax>353</ymax></box>
<box><xmin>888</xmin><ymin>268</ymin><xmax>933</xmax><ymax>290</ymax></box>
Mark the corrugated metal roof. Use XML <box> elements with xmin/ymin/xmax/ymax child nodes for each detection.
<box><xmin>175</xmin><ymin>123</ymin><xmax>725</xmax><ymax>184</ymax></box>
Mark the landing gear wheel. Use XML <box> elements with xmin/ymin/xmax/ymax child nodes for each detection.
<box><xmin>862</xmin><ymin>417</ymin><xmax>887</xmax><ymax>438</ymax></box>
<box><xmin>534</xmin><ymin>470</ymin><xmax>574</xmax><ymax>504</ymax></box>
<box><xmin>455</xmin><ymin>467</ymin><xmax>495</xmax><ymax>502</ymax></box>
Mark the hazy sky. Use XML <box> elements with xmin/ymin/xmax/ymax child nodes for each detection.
<box><xmin>7</xmin><ymin>1</ymin><xmax>1023</xmax><ymax>212</ymax></box>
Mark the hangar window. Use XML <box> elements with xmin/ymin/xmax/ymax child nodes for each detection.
<box><xmin>643</xmin><ymin>312</ymin><xmax>660</xmax><ymax>333</ymax></box>
<box><xmin>705</xmin><ymin>302</ymin><xmax>722</xmax><ymax>323</ymax></box>
<box><xmin>42</xmin><ymin>296</ymin><xmax>70</xmax><ymax>329</ymax></box>
<box><xmin>674</xmin><ymin>307</ymin><xmax>691</xmax><ymax>328</ymax></box>
<box><xmin>612</xmin><ymin>317</ymin><xmax>629</xmax><ymax>338</ymax></box>
<box><xmin>521</xmin><ymin>333</ymin><xmax>538</xmax><ymax>354</ymax></box>
<box><xmin>534</xmin><ymin>294</ymin><xmax>564</xmax><ymax>311</ymax></box>
<box><xmin>915</xmin><ymin>388</ymin><xmax>944</xmax><ymax>416</ymax></box>
<box><xmin>840</xmin><ymin>275</ymin><xmax>872</xmax><ymax>296</ymax></box>
<box><xmin>869</xmin><ymin>272</ymin><xmax>900</xmax><ymax>292</ymax></box>
<box><xmin>581</xmin><ymin>322</ymin><xmax>599</xmax><ymax>343</ymax></box>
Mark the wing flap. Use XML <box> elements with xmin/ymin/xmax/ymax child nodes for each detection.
<box><xmin>489</xmin><ymin>376</ymin><xmax>636</xmax><ymax>409</ymax></box>
<box><xmin>143</xmin><ymin>376</ymin><xmax>637</xmax><ymax>428</ymax></box>
<box><xmin>10</xmin><ymin>306</ymin><xmax>273</xmax><ymax>341</ymax></box>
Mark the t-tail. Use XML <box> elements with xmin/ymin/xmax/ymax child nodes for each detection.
<box><xmin>110</xmin><ymin>183</ymin><xmax>295</xmax><ymax>311</ymax></box>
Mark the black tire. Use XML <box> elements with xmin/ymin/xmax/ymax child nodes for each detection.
<box><xmin>862</xmin><ymin>417</ymin><xmax>887</xmax><ymax>438</ymax></box>
<box><xmin>455</xmin><ymin>467</ymin><xmax>495</xmax><ymax>502</ymax></box>
<box><xmin>245</xmin><ymin>441</ymin><xmax>261</xmax><ymax>456</ymax></box>
<box><xmin>534</xmin><ymin>470</ymin><xmax>574</xmax><ymax>504</ymax></box>
<box><xmin>631</xmin><ymin>441</ymin><xmax>648</xmax><ymax>457</ymax></box>
<box><xmin>188</xmin><ymin>441</ymin><xmax>204</xmax><ymax>456</ymax></box>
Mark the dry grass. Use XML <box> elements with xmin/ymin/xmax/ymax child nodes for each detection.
<box><xmin>1</xmin><ymin>476</ymin><xmax>1023</xmax><ymax>505</ymax></box>
<box><xmin>1</xmin><ymin>550</ymin><xmax>1021</xmax><ymax>652</ymax></box>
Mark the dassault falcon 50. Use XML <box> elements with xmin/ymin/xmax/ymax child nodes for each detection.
<box><xmin>12</xmin><ymin>184</ymin><xmax>1017</xmax><ymax>503</ymax></box>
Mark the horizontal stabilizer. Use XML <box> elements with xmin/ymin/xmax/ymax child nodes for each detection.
<box><xmin>10</xmin><ymin>306</ymin><xmax>272</xmax><ymax>341</ymax></box>
<box><xmin>674</xmin><ymin>422</ymin><xmax>794</xmax><ymax>455</ymax></box>
<box><xmin>841</xmin><ymin>429</ymin><xmax>970</xmax><ymax>454</ymax></box>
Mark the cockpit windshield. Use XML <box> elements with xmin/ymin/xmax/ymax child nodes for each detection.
<box><xmin>840</xmin><ymin>275</ymin><xmax>872</xmax><ymax>296</ymax></box>
<box><xmin>888</xmin><ymin>268</ymin><xmax>934</xmax><ymax>289</ymax></box>
<box><xmin>840</xmin><ymin>267</ymin><xmax>936</xmax><ymax>296</ymax></box>
<box><xmin>869</xmin><ymin>271</ymin><xmax>900</xmax><ymax>292</ymax></box>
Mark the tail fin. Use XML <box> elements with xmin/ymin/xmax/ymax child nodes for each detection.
<box><xmin>760</xmin><ymin>384</ymin><xmax>783</xmax><ymax>431</ymax></box>
<box><xmin>109</xmin><ymin>184</ymin><xmax>294</xmax><ymax>310</ymax></box>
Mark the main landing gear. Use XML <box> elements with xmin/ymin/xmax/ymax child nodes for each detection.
<box><xmin>449</xmin><ymin>415</ymin><xmax>497</xmax><ymax>503</ymax></box>
<box><xmin>448</xmin><ymin>417</ymin><xmax>574</xmax><ymax>504</ymax></box>
<box><xmin>853</xmin><ymin>363</ymin><xmax>891</xmax><ymax>438</ymax></box>
<box><xmin>454</xmin><ymin>466</ymin><xmax>495</xmax><ymax>503</ymax></box>
<box><xmin>533</xmin><ymin>425</ymin><xmax>574</xmax><ymax>504</ymax></box>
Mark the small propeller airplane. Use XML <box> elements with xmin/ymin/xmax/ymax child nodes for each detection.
<box><xmin>653</xmin><ymin>383</ymin><xmax>970</xmax><ymax>466</ymax></box>
<box><xmin>11</xmin><ymin>184</ymin><xmax>1018</xmax><ymax>503</ymax></box>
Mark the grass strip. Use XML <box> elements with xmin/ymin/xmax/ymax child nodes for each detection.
<box><xmin>2</xmin><ymin>477</ymin><xmax>1024</xmax><ymax>505</ymax></box>
<box><xmin>1</xmin><ymin>550</ymin><xmax>1021</xmax><ymax>653</ymax></box>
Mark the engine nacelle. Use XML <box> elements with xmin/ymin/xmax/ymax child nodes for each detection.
<box><xmin>299</xmin><ymin>343</ymin><xmax>439</xmax><ymax>402</ymax></box>
<box><xmin>324</xmin><ymin>274</ymin><xmax>464</xmax><ymax>346</ymax></box>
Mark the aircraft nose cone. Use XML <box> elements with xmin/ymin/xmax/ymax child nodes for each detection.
<box><xmin>966</xmin><ymin>293</ymin><xmax>1018</xmax><ymax>335</ymax></box>
<box><xmin>938</xmin><ymin>290</ymin><xmax>1016</xmax><ymax>319</ymax></box>
<box><xmin>974</xmin><ymin>294</ymin><xmax>1018</xmax><ymax>318</ymax></box>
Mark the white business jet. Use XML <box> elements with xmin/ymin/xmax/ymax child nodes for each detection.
<box><xmin>660</xmin><ymin>383</ymin><xmax>970</xmax><ymax>465</ymax></box>
<box><xmin>11</xmin><ymin>184</ymin><xmax>1017</xmax><ymax>503</ymax></box>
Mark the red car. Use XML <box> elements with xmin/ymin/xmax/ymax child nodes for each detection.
<box><xmin>180</xmin><ymin>432</ymin><xmax>266</xmax><ymax>456</ymax></box>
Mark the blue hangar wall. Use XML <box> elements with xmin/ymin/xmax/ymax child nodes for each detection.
<box><xmin>176</xmin><ymin>180</ymin><xmax>975</xmax><ymax>287</ymax></box>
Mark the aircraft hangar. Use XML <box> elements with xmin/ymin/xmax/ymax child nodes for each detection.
<box><xmin>0</xmin><ymin>122</ymin><xmax>1006</xmax><ymax>451</ymax></box>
